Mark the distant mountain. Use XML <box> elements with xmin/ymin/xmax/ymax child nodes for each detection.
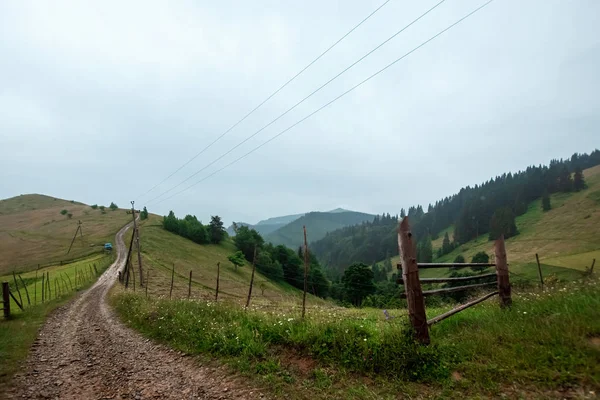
<box><xmin>255</xmin><ymin>212</ymin><xmax>305</xmax><ymax>226</ymax></box>
<box><xmin>264</xmin><ymin>210</ymin><xmax>375</xmax><ymax>249</ymax></box>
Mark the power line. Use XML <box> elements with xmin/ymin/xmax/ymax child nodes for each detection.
<box><xmin>135</xmin><ymin>0</ymin><xmax>393</xmax><ymax>202</ymax></box>
<box><xmin>145</xmin><ymin>0</ymin><xmax>448</xmax><ymax>205</ymax></box>
<box><xmin>152</xmin><ymin>0</ymin><xmax>496</xmax><ymax>206</ymax></box>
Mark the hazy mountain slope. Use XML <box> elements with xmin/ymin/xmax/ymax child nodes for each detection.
<box><xmin>265</xmin><ymin>211</ymin><xmax>375</xmax><ymax>249</ymax></box>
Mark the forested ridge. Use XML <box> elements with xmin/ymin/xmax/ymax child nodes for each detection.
<box><xmin>312</xmin><ymin>150</ymin><xmax>600</xmax><ymax>276</ymax></box>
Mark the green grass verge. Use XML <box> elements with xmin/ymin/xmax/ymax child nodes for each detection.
<box><xmin>112</xmin><ymin>279</ymin><xmax>600</xmax><ymax>399</ymax></box>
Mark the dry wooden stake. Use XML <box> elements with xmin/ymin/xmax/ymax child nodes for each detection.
<box><xmin>245</xmin><ymin>246</ymin><xmax>258</xmax><ymax>309</ymax></box>
<box><xmin>535</xmin><ymin>253</ymin><xmax>544</xmax><ymax>289</ymax></box>
<box><xmin>18</xmin><ymin>275</ymin><xmax>31</xmax><ymax>306</ymax></box>
<box><xmin>41</xmin><ymin>273</ymin><xmax>45</xmax><ymax>303</ymax></box>
<box><xmin>46</xmin><ymin>272</ymin><xmax>51</xmax><ymax>300</ymax></box>
<box><xmin>591</xmin><ymin>258</ymin><xmax>596</xmax><ymax>274</ymax></box>
<box><xmin>398</xmin><ymin>217</ymin><xmax>430</xmax><ymax>344</ymax></box>
<box><xmin>495</xmin><ymin>235</ymin><xmax>512</xmax><ymax>308</ymax></box>
<box><xmin>169</xmin><ymin>263</ymin><xmax>175</xmax><ymax>300</ymax></box>
<box><xmin>188</xmin><ymin>270</ymin><xmax>192</xmax><ymax>299</ymax></box>
<box><xmin>12</xmin><ymin>272</ymin><xmax>23</xmax><ymax>308</ymax></box>
<box><xmin>302</xmin><ymin>226</ymin><xmax>309</xmax><ymax>319</ymax></box>
<box><xmin>215</xmin><ymin>262</ymin><xmax>220</xmax><ymax>302</ymax></box>
<box><xmin>34</xmin><ymin>270</ymin><xmax>38</xmax><ymax>305</ymax></box>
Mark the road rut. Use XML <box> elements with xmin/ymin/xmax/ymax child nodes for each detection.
<box><xmin>7</xmin><ymin>222</ymin><xmax>261</xmax><ymax>399</ymax></box>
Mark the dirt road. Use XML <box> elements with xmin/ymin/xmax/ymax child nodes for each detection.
<box><xmin>8</xmin><ymin>222</ymin><xmax>261</xmax><ymax>399</ymax></box>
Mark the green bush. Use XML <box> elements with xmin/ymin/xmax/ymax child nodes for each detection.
<box><xmin>99</xmin><ymin>205</ymin><xmax>105</xmax><ymax>211</ymax></box>
<box><xmin>60</xmin><ymin>209</ymin><xmax>68</xmax><ymax>215</ymax></box>
<box><xmin>91</xmin><ymin>204</ymin><xmax>98</xmax><ymax>209</ymax></box>
<box><xmin>109</xmin><ymin>202</ymin><xmax>118</xmax><ymax>211</ymax></box>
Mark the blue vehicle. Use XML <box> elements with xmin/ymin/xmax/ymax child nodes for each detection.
<box><xmin>104</xmin><ymin>243</ymin><xmax>113</xmax><ymax>251</ymax></box>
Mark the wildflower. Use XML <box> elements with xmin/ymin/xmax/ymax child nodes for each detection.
<box><xmin>523</xmin><ymin>311</ymin><xmax>527</xmax><ymax>314</ymax></box>
<box><xmin>364</xmin><ymin>338</ymin><xmax>367</xmax><ymax>341</ymax></box>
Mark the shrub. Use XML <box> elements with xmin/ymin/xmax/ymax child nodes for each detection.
<box><xmin>60</xmin><ymin>209</ymin><xmax>68</xmax><ymax>215</ymax></box>
<box><xmin>470</xmin><ymin>251</ymin><xmax>489</xmax><ymax>272</ymax></box>
<box><xmin>91</xmin><ymin>204</ymin><xmax>98</xmax><ymax>209</ymax></box>
<box><xmin>109</xmin><ymin>202</ymin><xmax>118</xmax><ymax>211</ymax></box>
<box><xmin>67</xmin><ymin>213</ymin><xmax>73</xmax><ymax>219</ymax></box>
<box><xmin>99</xmin><ymin>205</ymin><xmax>105</xmax><ymax>211</ymax></box>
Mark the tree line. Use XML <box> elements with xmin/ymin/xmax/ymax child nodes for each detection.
<box><xmin>312</xmin><ymin>150</ymin><xmax>599</xmax><ymax>273</ymax></box>
<box><xmin>162</xmin><ymin>211</ymin><xmax>227</xmax><ymax>245</ymax></box>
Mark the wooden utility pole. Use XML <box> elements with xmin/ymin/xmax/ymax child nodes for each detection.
<box><xmin>397</xmin><ymin>217</ymin><xmax>430</xmax><ymax>344</ymax></box>
<box><xmin>131</xmin><ymin>201</ymin><xmax>144</xmax><ymax>287</ymax></box>
<box><xmin>535</xmin><ymin>253</ymin><xmax>544</xmax><ymax>289</ymax></box>
<box><xmin>169</xmin><ymin>263</ymin><xmax>175</xmax><ymax>299</ymax></box>
<box><xmin>245</xmin><ymin>246</ymin><xmax>257</xmax><ymax>309</ymax></box>
<box><xmin>67</xmin><ymin>220</ymin><xmax>83</xmax><ymax>254</ymax></box>
<box><xmin>124</xmin><ymin>229</ymin><xmax>135</xmax><ymax>287</ymax></box>
<box><xmin>215</xmin><ymin>262</ymin><xmax>220</xmax><ymax>302</ymax></box>
<box><xmin>494</xmin><ymin>235</ymin><xmax>512</xmax><ymax>308</ymax></box>
<box><xmin>2</xmin><ymin>282</ymin><xmax>10</xmax><ymax>318</ymax></box>
<box><xmin>188</xmin><ymin>271</ymin><xmax>192</xmax><ymax>299</ymax></box>
<box><xmin>302</xmin><ymin>226</ymin><xmax>309</xmax><ymax>319</ymax></box>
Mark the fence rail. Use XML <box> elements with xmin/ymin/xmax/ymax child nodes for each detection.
<box><xmin>396</xmin><ymin>273</ymin><xmax>497</xmax><ymax>285</ymax></box>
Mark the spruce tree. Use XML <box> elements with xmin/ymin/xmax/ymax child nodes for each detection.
<box><xmin>542</xmin><ymin>191</ymin><xmax>551</xmax><ymax>212</ymax></box>
<box><xmin>573</xmin><ymin>166</ymin><xmax>585</xmax><ymax>191</ymax></box>
<box><xmin>442</xmin><ymin>231</ymin><xmax>452</xmax><ymax>255</ymax></box>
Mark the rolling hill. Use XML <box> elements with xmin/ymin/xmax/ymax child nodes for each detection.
<box><xmin>0</xmin><ymin>194</ymin><xmax>131</xmax><ymax>274</ymax></box>
<box><xmin>265</xmin><ymin>210</ymin><xmax>375</xmax><ymax>249</ymax></box>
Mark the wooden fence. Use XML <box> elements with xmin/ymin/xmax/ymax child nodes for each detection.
<box><xmin>397</xmin><ymin>217</ymin><xmax>511</xmax><ymax>344</ymax></box>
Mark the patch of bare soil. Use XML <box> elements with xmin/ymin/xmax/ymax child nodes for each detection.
<box><xmin>6</xmin><ymin>222</ymin><xmax>264</xmax><ymax>399</ymax></box>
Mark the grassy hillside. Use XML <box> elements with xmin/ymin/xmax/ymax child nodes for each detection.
<box><xmin>129</xmin><ymin>214</ymin><xmax>327</xmax><ymax>307</ymax></box>
<box><xmin>265</xmin><ymin>211</ymin><xmax>375</xmax><ymax>249</ymax></box>
<box><xmin>0</xmin><ymin>194</ymin><xmax>131</xmax><ymax>275</ymax></box>
<box><xmin>381</xmin><ymin>165</ymin><xmax>600</xmax><ymax>282</ymax></box>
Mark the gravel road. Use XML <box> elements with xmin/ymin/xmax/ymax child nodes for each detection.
<box><xmin>7</xmin><ymin>222</ymin><xmax>262</xmax><ymax>399</ymax></box>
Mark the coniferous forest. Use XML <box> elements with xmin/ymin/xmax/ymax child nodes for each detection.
<box><xmin>312</xmin><ymin>150</ymin><xmax>600</xmax><ymax>276</ymax></box>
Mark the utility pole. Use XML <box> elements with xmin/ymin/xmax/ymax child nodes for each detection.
<box><xmin>302</xmin><ymin>226</ymin><xmax>309</xmax><ymax>319</ymax></box>
<box><xmin>67</xmin><ymin>220</ymin><xmax>83</xmax><ymax>254</ymax></box>
<box><xmin>131</xmin><ymin>201</ymin><xmax>144</xmax><ymax>287</ymax></box>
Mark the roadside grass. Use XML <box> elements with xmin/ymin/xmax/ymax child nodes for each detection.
<box><xmin>112</xmin><ymin>278</ymin><xmax>600</xmax><ymax>399</ymax></box>
<box><xmin>0</xmin><ymin>254</ymin><xmax>115</xmax><ymax>391</ymax></box>
<box><xmin>0</xmin><ymin>194</ymin><xmax>130</xmax><ymax>274</ymax></box>
<box><xmin>0</xmin><ymin>254</ymin><xmax>114</xmax><ymax>314</ymax></box>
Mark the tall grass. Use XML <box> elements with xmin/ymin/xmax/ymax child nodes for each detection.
<box><xmin>113</xmin><ymin>279</ymin><xmax>600</xmax><ymax>397</ymax></box>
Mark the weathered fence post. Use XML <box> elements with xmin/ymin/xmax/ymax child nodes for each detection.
<box><xmin>215</xmin><ymin>262</ymin><xmax>220</xmax><ymax>302</ymax></box>
<box><xmin>535</xmin><ymin>253</ymin><xmax>544</xmax><ymax>289</ymax></box>
<box><xmin>188</xmin><ymin>271</ymin><xmax>192</xmax><ymax>299</ymax></box>
<box><xmin>245</xmin><ymin>246</ymin><xmax>258</xmax><ymax>309</ymax></box>
<box><xmin>34</xmin><ymin>270</ymin><xmax>38</xmax><ymax>305</ymax></box>
<box><xmin>12</xmin><ymin>272</ymin><xmax>23</xmax><ymax>308</ymax></box>
<box><xmin>41</xmin><ymin>273</ymin><xmax>45</xmax><ymax>303</ymax></box>
<box><xmin>302</xmin><ymin>226</ymin><xmax>309</xmax><ymax>319</ymax></box>
<box><xmin>2</xmin><ymin>282</ymin><xmax>10</xmax><ymax>318</ymax></box>
<box><xmin>169</xmin><ymin>263</ymin><xmax>175</xmax><ymax>300</ymax></box>
<box><xmin>494</xmin><ymin>235</ymin><xmax>511</xmax><ymax>308</ymax></box>
<box><xmin>398</xmin><ymin>217</ymin><xmax>430</xmax><ymax>344</ymax></box>
<box><xmin>590</xmin><ymin>259</ymin><xmax>596</xmax><ymax>274</ymax></box>
<box><xmin>18</xmin><ymin>275</ymin><xmax>31</xmax><ymax>306</ymax></box>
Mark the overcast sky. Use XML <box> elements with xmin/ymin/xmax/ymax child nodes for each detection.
<box><xmin>1</xmin><ymin>0</ymin><xmax>598</xmax><ymax>225</ymax></box>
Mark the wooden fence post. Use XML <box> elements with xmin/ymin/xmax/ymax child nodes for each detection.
<box><xmin>34</xmin><ymin>270</ymin><xmax>38</xmax><ymax>305</ymax></box>
<box><xmin>590</xmin><ymin>259</ymin><xmax>596</xmax><ymax>274</ymax></box>
<box><xmin>46</xmin><ymin>272</ymin><xmax>51</xmax><ymax>300</ymax></box>
<box><xmin>494</xmin><ymin>235</ymin><xmax>512</xmax><ymax>308</ymax></box>
<box><xmin>2</xmin><ymin>282</ymin><xmax>10</xmax><ymax>318</ymax></box>
<box><xmin>18</xmin><ymin>275</ymin><xmax>31</xmax><ymax>306</ymax></box>
<box><xmin>245</xmin><ymin>246</ymin><xmax>257</xmax><ymax>309</ymax></box>
<box><xmin>398</xmin><ymin>217</ymin><xmax>430</xmax><ymax>344</ymax></box>
<box><xmin>535</xmin><ymin>253</ymin><xmax>544</xmax><ymax>289</ymax></box>
<box><xmin>169</xmin><ymin>263</ymin><xmax>175</xmax><ymax>300</ymax></box>
<box><xmin>302</xmin><ymin>226</ymin><xmax>309</xmax><ymax>319</ymax></box>
<box><xmin>215</xmin><ymin>262</ymin><xmax>220</xmax><ymax>302</ymax></box>
<box><xmin>12</xmin><ymin>272</ymin><xmax>23</xmax><ymax>308</ymax></box>
<box><xmin>41</xmin><ymin>273</ymin><xmax>45</xmax><ymax>303</ymax></box>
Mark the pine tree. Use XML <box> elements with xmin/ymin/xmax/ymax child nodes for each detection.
<box><xmin>208</xmin><ymin>215</ymin><xmax>226</xmax><ymax>244</ymax></box>
<box><xmin>400</xmin><ymin>208</ymin><xmax>406</xmax><ymax>219</ymax></box>
<box><xmin>542</xmin><ymin>191</ymin><xmax>551</xmax><ymax>212</ymax></box>
<box><xmin>557</xmin><ymin>165</ymin><xmax>573</xmax><ymax>192</ymax></box>
<box><xmin>489</xmin><ymin>207</ymin><xmax>518</xmax><ymax>240</ymax></box>
<box><xmin>573</xmin><ymin>166</ymin><xmax>585</xmax><ymax>191</ymax></box>
<box><xmin>442</xmin><ymin>231</ymin><xmax>452</xmax><ymax>255</ymax></box>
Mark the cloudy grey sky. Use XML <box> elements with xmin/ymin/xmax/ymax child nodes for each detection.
<box><xmin>1</xmin><ymin>0</ymin><xmax>598</xmax><ymax>225</ymax></box>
